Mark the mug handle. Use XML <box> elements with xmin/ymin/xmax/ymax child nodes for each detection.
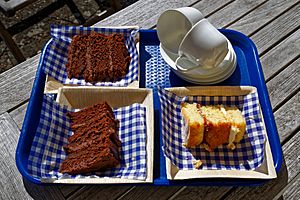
<box><xmin>174</xmin><ymin>54</ymin><xmax>199</xmax><ymax>72</ymax></box>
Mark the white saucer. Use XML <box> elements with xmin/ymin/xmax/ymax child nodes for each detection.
<box><xmin>159</xmin><ymin>39</ymin><xmax>237</xmax><ymax>84</ymax></box>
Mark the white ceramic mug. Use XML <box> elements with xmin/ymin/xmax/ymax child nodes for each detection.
<box><xmin>175</xmin><ymin>19</ymin><xmax>228</xmax><ymax>72</ymax></box>
<box><xmin>157</xmin><ymin>7</ymin><xmax>204</xmax><ymax>54</ymax></box>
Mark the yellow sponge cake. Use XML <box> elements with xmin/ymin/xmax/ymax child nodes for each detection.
<box><xmin>181</xmin><ymin>103</ymin><xmax>246</xmax><ymax>151</ymax></box>
<box><xmin>201</xmin><ymin>105</ymin><xmax>231</xmax><ymax>151</ymax></box>
<box><xmin>225</xmin><ymin>106</ymin><xmax>246</xmax><ymax>143</ymax></box>
<box><xmin>181</xmin><ymin>102</ymin><xmax>205</xmax><ymax>148</ymax></box>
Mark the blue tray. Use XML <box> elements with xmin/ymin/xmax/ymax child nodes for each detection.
<box><xmin>16</xmin><ymin>29</ymin><xmax>282</xmax><ymax>186</ymax></box>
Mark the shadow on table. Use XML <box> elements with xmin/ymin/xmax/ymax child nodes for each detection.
<box><xmin>225</xmin><ymin>157</ymin><xmax>289</xmax><ymax>199</ymax></box>
<box><xmin>22</xmin><ymin>157</ymin><xmax>289</xmax><ymax>200</ymax></box>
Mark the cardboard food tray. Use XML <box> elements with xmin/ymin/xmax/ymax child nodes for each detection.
<box><xmin>54</xmin><ymin>86</ymin><xmax>154</xmax><ymax>184</ymax></box>
<box><xmin>163</xmin><ymin>86</ymin><xmax>276</xmax><ymax>180</ymax></box>
<box><xmin>16</xmin><ymin>29</ymin><xmax>282</xmax><ymax>186</ymax></box>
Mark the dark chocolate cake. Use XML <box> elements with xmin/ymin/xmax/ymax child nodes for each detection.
<box><xmin>65</xmin><ymin>32</ymin><xmax>131</xmax><ymax>83</ymax></box>
<box><xmin>65</xmin><ymin>35</ymin><xmax>89</xmax><ymax>79</ymax></box>
<box><xmin>60</xmin><ymin>102</ymin><xmax>121</xmax><ymax>175</ymax></box>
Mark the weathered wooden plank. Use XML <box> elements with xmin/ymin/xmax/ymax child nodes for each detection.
<box><xmin>280</xmin><ymin>173</ymin><xmax>300</xmax><ymax>200</ymax></box>
<box><xmin>119</xmin><ymin>186</ymin><xmax>182</xmax><ymax>200</ymax></box>
<box><xmin>272</xmin><ymin>172</ymin><xmax>300</xmax><ymax>200</ymax></box>
<box><xmin>260</xmin><ymin>29</ymin><xmax>300</xmax><ymax>81</ymax></box>
<box><xmin>67</xmin><ymin>185</ymin><xmax>131</xmax><ymax>200</ymax></box>
<box><xmin>170</xmin><ymin>186</ymin><xmax>231</xmax><ymax>200</ymax></box>
<box><xmin>207</xmin><ymin>0</ymin><xmax>266</xmax><ymax>28</ymax></box>
<box><xmin>192</xmin><ymin>0</ymin><xmax>233</xmax><ymax>17</ymax></box>
<box><xmin>58</xmin><ymin>185</ymin><xmax>81</xmax><ymax>198</ymax></box>
<box><xmin>229</xmin><ymin>0</ymin><xmax>299</xmax><ymax>36</ymax></box>
<box><xmin>0</xmin><ymin>54</ymin><xmax>39</xmax><ymax>114</ymax></box>
<box><xmin>97</xmin><ymin>0</ymin><xmax>199</xmax><ymax>28</ymax></box>
<box><xmin>223</xmin><ymin>130</ymin><xmax>300</xmax><ymax>200</ymax></box>
<box><xmin>274</xmin><ymin>92</ymin><xmax>300</xmax><ymax>143</ymax></box>
<box><xmin>0</xmin><ymin>112</ymin><xmax>65</xmax><ymax>200</ymax></box>
<box><xmin>267</xmin><ymin>58</ymin><xmax>300</xmax><ymax>110</ymax></box>
<box><xmin>251</xmin><ymin>3</ymin><xmax>300</xmax><ymax>55</ymax></box>
<box><xmin>22</xmin><ymin>178</ymin><xmax>65</xmax><ymax>200</ymax></box>
<box><xmin>0</xmin><ymin>112</ymin><xmax>33</xmax><ymax>200</ymax></box>
<box><xmin>9</xmin><ymin>102</ymin><xmax>28</xmax><ymax>130</ymax></box>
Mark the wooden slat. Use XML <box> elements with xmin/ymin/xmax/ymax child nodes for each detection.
<box><xmin>9</xmin><ymin>102</ymin><xmax>28</xmax><ymax>130</ymax></box>
<box><xmin>207</xmin><ymin>0</ymin><xmax>267</xmax><ymax>28</ymax></box>
<box><xmin>1</xmin><ymin>112</ymin><xmax>65</xmax><ymax>200</ymax></box>
<box><xmin>67</xmin><ymin>185</ymin><xmax>131</xmax><ymax>200</ymax></box>
<box><xmin>58</xmin><ymin>185</ymin><xmax>82</xmax><ymax>198</ymax></box>
<box><xmin>0</xmin><ymin>54</ymin><xmax>39</xmax><ymax>114</ymax></box>
<box><xmin>260</xmin><ymin>29</ymin><xmax>300</xmax><ymax>81</ymax></box>
<box><xmin>274</xmin><ymin>92</ymin><xmax>300</xmax><ymax>143</ymax></box>
<box><xmin>251</xmin><ymin>3</ymin><xmax>300</xmax><ymax>55</ymax></box>
<box><xmin>280</xmin><ymin>173</ymin><xmax>300</xmax><ymax>200</ymax></box>
<box><xmin>119</xmin><ymin>186</ymin><xmax>182</xmax><ymax>200</ymax></box>
<box><xmin>0</xmin><ymin>112</ymin><xmax>33</xmax><ymax>200</ymax></box>
<box><xmin>192</xmin><ymin>0</ymin><xmax>233</xmax><ymax>17</ymax></box>
<box><xmin>22</xmin><ymin>177</ymin><xmax>65</xmax><ymax>200</ymax></box>
<box><xmin>170</xmin><ymin>187</ymin><xmax>231</xmax><ymax>200</ymax></box>
<box><xmin>223</xmin><ymin>130</ymin><xmax>300</xmax><ymax>200</ymax></box>
<box><xmin>97</xmin><ymin>0</ymin><xmax>199</xmax><ymax>28</ymax></box>
<box><xmin>229</xmin><ymin>0</ymin><xmax>299</xmax><ymax>36</ymax></box>
<box><xmin>267</xmin><ymin>58</ymin><xmax>300</xmax><ymax>110</ymax></box>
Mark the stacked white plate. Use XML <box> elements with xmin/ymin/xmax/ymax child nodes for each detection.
<box><xmin>159</xmin><ymin>39</ymin><xmax>237</xmax><ymax>85</ymax></box>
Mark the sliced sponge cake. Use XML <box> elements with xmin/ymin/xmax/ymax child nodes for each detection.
<box><xmin>224</xmin><ymin>106</ymin><xmax>246</xmax><ymax>148</ymax></box>
<box><xmin>181</xmin><ymin>102</ymin><xmax>205</xmax><ymax>148</ymax></box>
<box><xmin>181</xmin><ymin>103</ymin><xmax>246</xmax><ymax>151</ymax></box>
<box><xmin>201</xmin><ymin>105</ymin><xmax>231</xmax><ymax>151</ymax></box>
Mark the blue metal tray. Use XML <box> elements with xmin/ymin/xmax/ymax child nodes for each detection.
<box><xmin>16</xmin><ymin>29</ymin><xmax>282</xmax><ymax>186</ymax></box>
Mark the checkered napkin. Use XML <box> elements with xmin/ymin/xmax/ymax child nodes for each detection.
<box><xmin>28</xmin><ymin>95</ymin><xmax>147</xmax><ymax>182</ymax></box>
<box><xmin>158</xmin><ymin>87</ymin><xmax>266</xmax><ymax>170</ymax></box>
<box><xmin>41</xmin><ymin>24</ymin><xmax>139</xmax><ymax>86</ymax></box>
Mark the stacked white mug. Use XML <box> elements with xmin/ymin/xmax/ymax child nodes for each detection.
<box><xmin>157</xmin><ymin>7</ymin><xmax>236</xmax><ymax>84</ymax></box>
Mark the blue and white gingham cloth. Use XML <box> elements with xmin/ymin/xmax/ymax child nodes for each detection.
<box><xmin>41</xmin><ymin>25</ymin><xmax>139</xmax><ymax>86</ymax></box>
<box><xmin>28</xmin><ymin>95</ymin><xmax>147</xmax><ymax>182</ymax></box>
<box><xmin>158</xmin><ymin>87</ymin><xmax>265</xmax><ymax>170</ymax></box>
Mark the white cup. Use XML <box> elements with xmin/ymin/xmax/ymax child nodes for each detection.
<box><xmin>175</xmin><ymin>19</ymin><xmax>228</xmax><ymax>72</ymax></box>
<box><xmin>157</xmin><ymin>7</ymin><xmax>204</xmax><ymax>54</ymax></box>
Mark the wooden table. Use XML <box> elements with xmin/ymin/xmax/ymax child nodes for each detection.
<box><xmin>0</xmin><ymin>0</ymin><xmax>299</xmax><ymax>199</ymax></box>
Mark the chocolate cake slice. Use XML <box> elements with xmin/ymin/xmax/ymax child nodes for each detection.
<box><xmin>85</xmin><ymin>32</ymin><xmax>131</xmax><ymax>83</ymax></box>
<box><xmin>64</xmin><ymin>127</ymin><xmax>120</xmax><ymax>154</ymax></box>
<box><xmin>65</xmin><ymin>34</ymin><xmax>89</xmax><ymax>79</ymax></box>
<box><xmin>67</xmin><ymin>101</ymin><xmax>115</xmax><ymax>127</ymax></box>
<box><xmin>66</xmin><ymin>32</ymin><xmax>131</xmax><ymax>83</ymax></box>
<box><xmin>60</xmin><ymin>145</ymin><xmax>120</xmax><ymax>175</ymax></box>
<box><xmin>60</xmin><ymin>101</ymin><xmax>121</xmax><ymax>175</ymax></box>
<box><xmin>109</xmin><ymin>33</ymin><xmax>131</xmax><ymax>80</ymax></box>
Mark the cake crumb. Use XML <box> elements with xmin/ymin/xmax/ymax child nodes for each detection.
<box><xmin>193</xmin><ymin>160</ymin><xmax>203</xmax><ymax>169</ymax></box>
<box><xmin>227</xmin><ymin>143</ymin><xmax>236</xmax><ymax>150</ymax></box>
<box><xmin>203</xmin><ymin>143</ymin><xmax>213</xmax><ymax>152</ymax></box>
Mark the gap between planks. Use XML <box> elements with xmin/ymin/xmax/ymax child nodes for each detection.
<box><xmin>248</xmin><ymin>1</ymin><xmax>300</xmax><ymax>37</ymax></box>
